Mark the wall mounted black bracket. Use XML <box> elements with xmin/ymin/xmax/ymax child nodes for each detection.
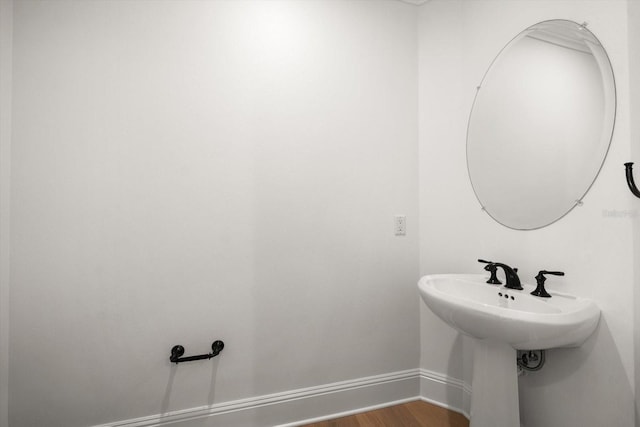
<box><xmin>170</xmin><ymin>340</ymin><xmax>224</xmax><ymax>364</ymax></box>
<box><xmin>625</xmin><ymin>163</ymin><xmax>640</xmax><ymax>198</ymax></box>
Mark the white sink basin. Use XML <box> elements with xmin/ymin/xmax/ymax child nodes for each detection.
<box><xmin>418</xmin><ymin>273</ymin><xmax>600</xmax><ymax>350</ymax></box>
<box><xmin>418</xmin><ymin>273</ymin><xmax>600</xmax><ymax>427</ymax></box>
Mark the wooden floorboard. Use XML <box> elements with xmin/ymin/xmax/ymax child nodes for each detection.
<box><xmin>301</xmin><ymin>400</ymin><xmax>469</xmax><ymax>427</ymax></box>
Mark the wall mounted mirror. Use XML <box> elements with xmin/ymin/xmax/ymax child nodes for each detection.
<box><xmin>467</xmin><ymin>19</ymin><xmax>616</xmax><ymax>230</ymax></box>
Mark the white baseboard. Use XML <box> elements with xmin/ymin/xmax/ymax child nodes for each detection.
<box><xmin>419</xmin><ymin>368</ymin><xmax>471</xmax><ymax>419</ymax></box>
<box><xmin>94</xmin><ymin>369</ymin><xmax>469</xmax><ymax>427</ymax></box>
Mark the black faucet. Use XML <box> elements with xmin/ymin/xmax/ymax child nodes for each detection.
<box><xmin>493</xmin><ymin>263</ymin><xmax>523</xmax><ymax>290</ymax></box>
<box><xmin>478</xmin><ymin>259</ymin><xmax>522</xmax><ymax>290</ymax></box>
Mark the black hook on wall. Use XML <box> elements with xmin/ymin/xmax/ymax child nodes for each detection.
<box><xmin>625</xmin><ymin>163</ymin><xmax>640</xmax><ymax>198</ymax></box>
<box><xmin>170</xmin><ymin>340</ymin><xmax>224</xmax><ymax>364</ymax></box>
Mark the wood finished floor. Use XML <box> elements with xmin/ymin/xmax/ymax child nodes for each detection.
<box><xmin>300</xmin><ymin>400</ymin><xmax>469</xmax><ymax>427</ymax></box>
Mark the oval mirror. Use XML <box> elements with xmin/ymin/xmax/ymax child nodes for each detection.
<box><xmin>467</xmin><ymin>20</ymin><xmax>616</xmax><ymax>230</ymax></box>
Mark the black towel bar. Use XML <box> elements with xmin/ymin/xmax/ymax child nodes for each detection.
<box><xmin>170</xmin><ymin>340</ymin><xmax>224</xmax><ymax>364</ymax></box>
<box><xmin>625</xmin><ymin>163</ymin><xmax>640</xmax><ymax>198</ymax></box>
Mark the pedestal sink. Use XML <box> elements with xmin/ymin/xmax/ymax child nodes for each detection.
<box><xmin>418</xmin><ymin>274</ymin><xmax>600</xmax><ymax>427</ymax></box>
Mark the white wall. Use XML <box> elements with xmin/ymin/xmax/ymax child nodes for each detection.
<box><xmin>419</xmin><ymin>1</ymin><xmax>635</xmax><ymax>426</ymax></box>
<box><xmin>629</xmin><ymin>1</ymin><xmax>640</xmax><ymax>425</ymax></box>
<box><xmin>8</xmin><ymin>1</ymin><xmax>419</xmax><ymax>426</ymax></box>
<box><xmin>7</xmin><ymin>1</ymin><xmax>640</xmax><ymax>426</ymax></box>
<box><xmin>0</xmin><ymin>0</ymin><xmax>12</xmax><ymax>426</ymax></box>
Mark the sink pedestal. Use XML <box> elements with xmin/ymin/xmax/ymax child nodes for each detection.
<box><xmin>470</xmin><ymin>339</ymin><xmax>520</xmax><ymax>427</ymax></box>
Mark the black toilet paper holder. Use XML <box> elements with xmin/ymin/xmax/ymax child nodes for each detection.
<box><xmin>170</xmin><ymin>340</ymin><xmax>224</xmax><ymax>364</ymax></box>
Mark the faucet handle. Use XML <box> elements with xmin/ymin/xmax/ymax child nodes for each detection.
<box><xmin>478</xmin><ymin>259</ymin><xmax>501</xmax><ymax>284</ymax></box>
<box><xmin>540</xmin><ymin>270</ymin><xmax>564</xmax><ymax>277</ymax></box>
<box><xmin>531</xmin><ymin>270</ymin><xmax>565</xmax><ymax>298</ymax></box>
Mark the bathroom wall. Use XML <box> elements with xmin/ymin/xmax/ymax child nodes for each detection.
<box><xmin>628</xmin><ymin>1</ymin><xmax>640</xmax><ymax>425</ymax></box>
<box><xmin>7</xmin><ymin>1</ymin><xmax>639</xmax><ymax>426</ymax></box>
<box><xmin>0</xmin><ymin>0</ymin><xmax>12</xmax><ymax>426</ymax></box>
<box><xmin>418</xmin><ymin>0</ymin><xmax>635</xmax><ymax>426</ymax></box>
<box><xmin>8</xmin><ymin>1</ymin><xmax>419</xmax><ymax>426</ymax></box>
